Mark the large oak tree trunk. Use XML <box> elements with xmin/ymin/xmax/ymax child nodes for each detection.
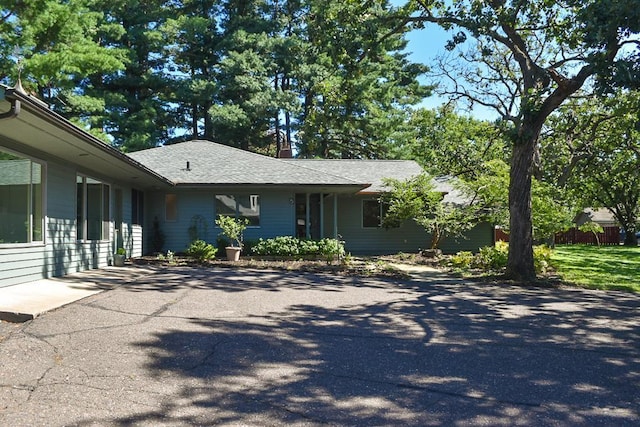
<box><xmin>506</xmin><ymin>124</ymin><xmax>539</xmax><ymax>281</ymax></box>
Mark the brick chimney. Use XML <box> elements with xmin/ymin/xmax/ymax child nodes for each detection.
<box><xmin>277</xmin><ymin>138</ymin><xmax>293</xmax><ymax>158</ymax></box>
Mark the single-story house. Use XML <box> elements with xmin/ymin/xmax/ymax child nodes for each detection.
<box><xmin>0</xmin><ymin>84</ymin><xmax>171</xmax><ymax>288</ymax></box>
<box><xmin>554</xmin><ymin>208</ymin><xmax>622</xmax><ymax>245</ymax></box>
<box><xmin>128</xmin><ymin>141</ymin><xmax>493</xmax><ymax>256</ymax></box>
<box><xmin>1</xmin><ymin>83</ymin><xmax>493</xmax><ymax>288</ymax></box>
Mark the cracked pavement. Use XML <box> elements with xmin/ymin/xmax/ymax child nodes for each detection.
<box><xmin>0</xmin><ymin>265</ymin><xmax>639</xmax><ymax>426</ymax></box>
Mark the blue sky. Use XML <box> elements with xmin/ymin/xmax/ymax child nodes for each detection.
<box><xmin>402</xmin><ymin>24</ymin><xmax>451</xmax><ymax>110</ymax></box>
<box><xmin>392</xmin><ymin>2</ymin><xmax>499</xmax><ymax>121</ymax></box>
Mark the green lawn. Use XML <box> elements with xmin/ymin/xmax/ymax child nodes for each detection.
<box><xmin>551</xmin><ymin>245</ymin><xmax>640</xmax><ymax>292</ymax></box>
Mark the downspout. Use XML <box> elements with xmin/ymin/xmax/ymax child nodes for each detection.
<box><xmin>0</xmin><ymin>89</ymin><xmax>21</xmax><ymax>119</ymax></box>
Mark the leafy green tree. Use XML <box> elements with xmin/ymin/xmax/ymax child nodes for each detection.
<box><xmin>455</xmin><ymin>159</ymin><xmax>574</xmax><ymax>245</ymax></box>
<box><xmin>405</xmin><ymin>106</ymin><xmax>508</xmax><ymax>178</ymax></box>
<box><xmin>543</xmin><ymin>91</ymin><xmax>640</xmax><ymax>246</ymax></box>
<box><xmin>406</xmin><ymin>0</ymin><xmax>640</xmax><ymax>280</ymax></box>
<box><xmin>578</xmin><ymin>222</ymin><xmax>604</xmax><ymax>246</ymax></box>
<box><xmin>380</xmin><ymin>173</ymin><xmax>481</xmax><ymax>250</ymax></box>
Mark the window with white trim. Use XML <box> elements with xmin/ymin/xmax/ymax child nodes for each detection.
<box><xmin>77</xmin><ymin>175</ymin><xmax>110</xmax><ymax>241</ymax></box>
<box><xmin>215</xmin><ymin>194</ymin><xmax>260</xmax><ymax>226</ymax></box>
<box><xmin>0</xmin><ymin>148</ymin><xmax>44</xmax><ymax>244</ymax></box>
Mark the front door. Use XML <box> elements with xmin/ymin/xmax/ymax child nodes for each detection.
<box><xmin>295</xmin><ymin>193</ymin><xmax>321</xmax><ymax>239</ymax></box>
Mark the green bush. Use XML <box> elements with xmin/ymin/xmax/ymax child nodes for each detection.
<box><xmin>316</xmin><ymin>238</ymin><xmax>346</xmax><ymax>263</ymax></box>
<box><xmin>252</xmin><ymin>236</ymin><xmax>300</xmax><ymax>256</ymax></box>
<box><xmin>473</xmin><ymin>241</ymin><xmax>509</xmax><ymax>270</ymax></box>
<box><xmin>449</xmin><ymin>251</ymin><xmax>474</xmax><ymax>269</ymax></box>
<box><xmin>185</xmin><ymin>240</ymin><xmax>217</xmax><ymax>263</ymax></box>
<box><xmin>533</xmin><ymin>245</ymin><xmax>553</xmax><ymax>273</ymax></box>
<box><xmin>251</xmin><ymin>236</ymin><xmax>345</xmax><ymax>261</ymax></box>
<box><xmin>451</xmin><ymin>242</ymin><xmax>553</xmax><ymax>275</ymax></box>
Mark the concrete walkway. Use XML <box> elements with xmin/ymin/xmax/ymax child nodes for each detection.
<box><xmin>0</xmin><ymin>266</ymin><xmax>144</xmax><ymax>322</ymax></box>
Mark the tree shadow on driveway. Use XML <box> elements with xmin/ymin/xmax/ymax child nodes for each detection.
<box><xmin>70</xmin><ymin>267</ymin><xmax>640</xmax><ymax>425</ymax></box>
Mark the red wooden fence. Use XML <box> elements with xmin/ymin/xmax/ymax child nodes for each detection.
<box><xmin>495</xmin><ymin>227</ymin><xmax>620</xmax><ymax>245</ymax></box>
<box><xmin>555</xmin><ymin>227</ymin><xmax>620</xmax><ymax>245</ymax></box>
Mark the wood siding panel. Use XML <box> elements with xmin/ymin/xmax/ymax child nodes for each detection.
<box><xmin>0</xmin><ymin>160</ymin><xmax>134</xmax><ymax>288</ymax></box>
<box><xmin>146</xmin><ymin>189</ymin><xmax>296</xmax><ymax>253</ymax></box>
<box><xmin>336</xmin><ymin>195</ymin><xmax>494</xmax><ymax>255</ymax></box>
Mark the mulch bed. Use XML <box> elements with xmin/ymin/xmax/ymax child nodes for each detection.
<box><xmin>131</xmin><ymin>255</ymin><xmax>413</xmax><ymax>280</ymax></box>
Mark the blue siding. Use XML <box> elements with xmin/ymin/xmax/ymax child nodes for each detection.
<box><xmin>335</xmin><ymin>195</ymin><xmax>494</xmax><ymax>255</ymax></box>
<box><xmin>0</xmin><ymin>157</ymin><xmax>141</xmax><ymax>288</ymax></box>
<box><xmin>146</xmin><ymin>189</ymin><xmax>296</xmax><ymax>253</ymax></box>
<box><xmin>147</xmin><ymin>189</ymin><xmax>494</xmax><ymax>256</ymax></box>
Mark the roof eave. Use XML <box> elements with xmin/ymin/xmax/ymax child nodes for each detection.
<box><xmin>3</xmin><ymin>87</ymin><xmax>173</xmax><ymax>187</ymax></box>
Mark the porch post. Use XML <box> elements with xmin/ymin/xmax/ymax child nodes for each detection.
<box><xmin>305</xmin><ymin>193</ymin><xmax>311</xmax><ymax>239</ymax></box>
<box><xmin>333</xmin><ymin>193</ymin><xmax>338</xmax><ymax>239</ymax></box>
<box><xmin>319</xmin><ymin>193</ymin><xmax>324</xmax><ymax>238</ymax></box>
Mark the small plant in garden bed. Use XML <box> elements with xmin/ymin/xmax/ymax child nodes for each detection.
<box><xmin>157</xmin><ymin>250</ymin><xmax>176</xmax><ymax>265</ymax></box>
<box><xmin>185</xmin><ymin>240</ymin><xmax>217</xmax><ymax>263</ymax></box>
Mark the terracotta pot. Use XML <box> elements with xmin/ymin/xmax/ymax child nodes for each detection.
<box><xmin>225</xmin><ymin>246</ymin><xmax>241</xmax><ymax>262</ymax></box>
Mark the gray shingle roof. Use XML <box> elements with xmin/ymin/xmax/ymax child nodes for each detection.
<box><xmin>286</xmin><ymin>160</ymin><xmax>469</xmax><ymax>203</ymax></box>
<box><xmin>127</xmin><ymin>140</ymin><xmax>367</xmax><ymax>187</ymax></box>
<box><xmin>282</xmin><ymin>159</ymin><xmax>424</xmax><ymax>193</ymax></box>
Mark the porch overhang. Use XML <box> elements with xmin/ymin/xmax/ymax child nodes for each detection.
<box><xmin>0</xmin><ymin>86</ymin><xmax>172</xmax><ymax>189</ymax></box>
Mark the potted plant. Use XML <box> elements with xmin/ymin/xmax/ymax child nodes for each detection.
<box><xmin>114</xmin><ymin>247</ymin><xmax>126</xmax><ymax>267</ymax></box>
<box><xmin>215</xmin><ymin>215</ymin><xmax>249</xmax><ymax>261</ymax></box>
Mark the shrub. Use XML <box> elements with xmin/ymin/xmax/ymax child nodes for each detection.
<box><xmin>316</xmin><ymin>238</ymin><xmax>346</xmax><ymax>263</ymax></box>
<box><xmin>473</xmin><ymin>241</ymin><xmax>509</xmax><ymax>271</ymax></box>
<box><xmin>185</xmin><ymin>240</ymin><xmax>217</xmax><ymax>263</ymax></box>
<box><xmin>252</xmin><ymin>236</ymin><xmax>300</xmax><ymax>256</ymax></box>
<box><xmin>449</xmin><ymin>251</ymin><xmax>474</xmax><ymax>269</ymax></box>
<box><xmin>533</xmin><ymin>245</ymin><xmax>553</xmax><ymax>273</ymax></box>
<box><xmin>251</xmin><ymin>236</ymin><xmax>345</xmax><ymax>261</ymax></box>
<box><xmin>451</xmin><ymin>242</ymin><xmax>553</xmax><ymax>275</ymax></box>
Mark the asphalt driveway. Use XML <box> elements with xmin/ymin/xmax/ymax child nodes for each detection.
<box><xmin>0</xmin><ymin>266</ymin><xmax>638</xmax><ymax>426</ymax></box>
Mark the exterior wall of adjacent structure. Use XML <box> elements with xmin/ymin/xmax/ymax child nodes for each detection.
<box><xmin>0</xmin><ymin>142</ymin><xmax>141</xmax><ymax>288</ymax></box>
<box><xmin>142</xmin><ymin>188</ymin><xmax>297</xmax><ymax>254</ymax></box>
<box><xmin>144</xmin><ymin>189</ymin><xmax>495</xmax><ymax>256</ymax></box>
<box><xmin>329</xmin><ymin>194</ymin><xmax>495</xmax><ymax>255</ymax></box>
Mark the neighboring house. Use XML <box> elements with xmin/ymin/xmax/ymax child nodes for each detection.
<box><xmin>1</xmin><ymin>83</ymin><xmax>493</xmax><ymax>288</ymax></box>
<box><xmin>0</xmin><ymin>84</ymin><xmax>171</xmax><ymax>288</ymax></box>
<box><xmin>555</xmin><ymin>208</ymin><xmax>621</xmax><ymax>245</ymax></box>
<box><xmin>574</xmin><ymin>208</ymin><xmax>619</xmax><ymax>228</ymax></box>
<box><xmin>129</xmin><ymin>141</ymin><xmax>494</xmax><ymax>255</ymax></box>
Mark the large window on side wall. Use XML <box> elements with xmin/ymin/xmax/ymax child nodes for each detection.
<box><xmin>76</xmin><ymin>175</ymin><xmax>110</xmax><ymax>241</ymax></box>
<box><xmin>0</xmin><ymin>148</ymin><xmax>44</xmax><ymax>244</ymax></box>
<box><xmin>215</xmin><ymin>194</ymin><xmax>260</xmax><ymax>226</ymax></box>
<box><xmin>362</xmin><ymin>199</ymin><xmax>392</xmax><ymax>228</ymax></box>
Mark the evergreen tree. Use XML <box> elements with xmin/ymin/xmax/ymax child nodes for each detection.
<box><xmin>86</xmin><ymin>0</ymin><xmax>175</xmax><ymax>151</ymax></box>
<box><xmin>162</xmin><ymin>0</ymin><xmax>222</xmax><ymax>141</ymax></box>
<box><xmin>0</xmin><ymin>0</ymin><xmax>125</xmax><ymax>134</ymax></box>
<box><xmin>296</xmin><ymin>0</ymin><xmax>429</xmax><ymax>159</ymax></box>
